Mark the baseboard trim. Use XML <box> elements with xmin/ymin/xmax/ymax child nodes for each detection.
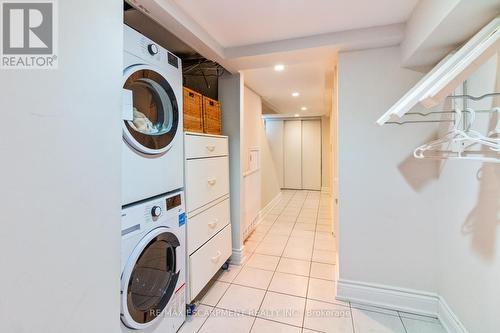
<box><xmin>438</xmin><ymin>296</ymin><xmax>469</xmax><ymax>333</ymax></box>
<box><xmin>337</xmin><ymin>279</ymin><xmax>468</xmax><ymax>333</ymax></box>
<box><xmin>321</xmin><ymin>186</ymin><xmax>331</xmax><ymax>193</ymax></box>
<box><xmin>242</xmin><ymin>192</ymin><xmax>283</xmax><ymax>241</ymax></box>
<box><xmin>337</xmin><ymin>279</ymin><xmax>439</xmax><ymax>317</ymax></box>
<box><xmin>258</xmin><ymin>192</ymin><xmax>283</xmax><ymax>220</ymax></box>
<box><xmin>230</xmin><ymin>246</ymin><xmax>246</xmax><ymax>266</ymax></box>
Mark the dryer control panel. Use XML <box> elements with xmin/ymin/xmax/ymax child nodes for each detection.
<box><xmin>124</xmin><ymin>25</ymin><xmax>181</xmax><ymax>72</ymax></box>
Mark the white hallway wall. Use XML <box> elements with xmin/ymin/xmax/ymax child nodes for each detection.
<box><xmin>242</xmin><ymin>86</ymin><xmax>262</xmax><ymax>238</ymax></box>
<box><xmin>243</xmin><ymin>87</ymin><xmax>281</xmax><ymax>216</ymax></box>
<box><xmin>263</xmin><ymin>120</ymin><xmax>285</xmax><ymax>190</ymax></box>
<box><xmin>0</xmin><ymin>0</ymin><xmax>123</xmax><ymax>332</ymax></box>
<box><xmin>322</xmin><ymin>115</ymin><xmax>332</xmax><ymax>191</ymax></box>
<box><xmin>338</xmin><ymin>46</ymin><xmax>438</xmax><ymax>293</ymax></box>
<box><xmin>220</xmin><ymin>73</ymin><xmax>244</xmax><ymax>260</ymax></box>
<box><xmin>435</xmin><ymin>54</ymin><xmax>500</xmax><ymax>333</ymax></box>
<box><xmin>242</xmin><ymin>87</ymin><xmax>262</xmax><ymax>173</ymax></box>
<box><xmin>338</xmin><ymin>46</ymin><xmax>500</xmax><ymax>332</ymax></box>
<box><xmin>221</xmin><ymin>75</ymin><xmax>282</xmax><ymax>262</ymax></box>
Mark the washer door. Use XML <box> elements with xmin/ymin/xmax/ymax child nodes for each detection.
<box><xmin>121</xmin><ymin>228</ymin><xmax>180</xmax><ymax>329</ymax></box>
<box><xmin>122</xmin><ymin>65</ymin><xmax>180</xmax><ymax>155</ymax></box>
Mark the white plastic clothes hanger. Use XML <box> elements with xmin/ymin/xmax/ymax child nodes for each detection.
<box><xmin>457</xmin><ymin>108</ymin><xmax>500</xmax><ymax>151</ymax></box>
<box><xmin>487</xmin><ymin>107</ymin><xmax>500</xmax><ymax>138</ymax></box>
<box><xmin>428</xmin><ymin>108</ymin><xmax>499</xmax><ymax>153</ymax></box>
<box><xmin>414</xmin><ymin>109</ymin><xmax>467</xmax><ymax>158</ymax></box>
<box><xmin>414</xmin><ymin>108</ymin><xmax>500</xmax><ymax>161</ymax></box>
<box><xmin>484</xmin><ymin>107</ymin><xmax>500</xmax><ymax>153</ymax></box>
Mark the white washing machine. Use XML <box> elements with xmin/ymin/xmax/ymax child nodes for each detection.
<box><xmin>122</xmin><ymin>24</ymin><xmax>184</xmax><ymax>206</ymax></box>
<box><xmin>121</xmin><ymin>190</ymin><xmax>186</xmax><ymax>332</ymax></box>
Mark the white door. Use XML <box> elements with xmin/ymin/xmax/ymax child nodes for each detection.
<box><xmin>301</xmin><ymin>120</ymin><xmax>322</xmax><ymax>190</ymax></box>
<box><xmin>283</xmin><ymin>120</ymin><xmax>302</xmax><ymax>189</ymax></box>
<box><xmin>265</xmin><ymin>120</ymin><xmax>284</xmax><ymax>188</ymax></box>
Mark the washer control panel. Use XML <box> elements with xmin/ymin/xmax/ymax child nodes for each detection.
<box><xmin>166</xmin><ymin>194</ymin><xmax>182</xmax><ymax>211</ymax></box>
<box><xmin>121</xmin><ymin>190</ymin><xmax>185</xmax><ymax>236</ymax></box>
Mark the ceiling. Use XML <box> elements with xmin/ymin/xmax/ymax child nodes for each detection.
<box><xmin>128</xmin><ymin>0</ymin><xmax>418</xmax><ymax>116</ymax></box>
<box><xmin>165</xmin><ymin>0</ymin><xmax>419</xmax><ymax>116</ymax></box>
<box><xmin>171</xmin><ymin>0</ymin><xmax>419</xmax><ymax>48</ymax></box>
<box><xmin>129</xmin><ymin>0</ymin><xmax>499</xmax><ymax>116</ymax></box>
<box><xmin>243</xmin><ymin>54</ymin><xmax>336</xmax><ymax>116</ymax></box>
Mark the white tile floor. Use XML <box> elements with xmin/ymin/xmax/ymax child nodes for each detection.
<box><xmin>179</xmin><ymin>190</ymin><xmax>447</xmax><ymax>333</ymax></box>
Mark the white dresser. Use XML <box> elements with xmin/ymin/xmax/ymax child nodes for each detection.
<box><xmin>184</xmin><ymin>132</ymin><xmax>232</xmax><ymax>302</ymax></box>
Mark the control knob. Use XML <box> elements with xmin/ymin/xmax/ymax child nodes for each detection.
<box><xmin>151</xmin><ymin>206</ymin><xmax>162</xmax><ymax>218</ymax></box>
<box><xmin>147</xmin><ymin>43</ymin><xmax>159</xmax><ymax>55</ymax></box>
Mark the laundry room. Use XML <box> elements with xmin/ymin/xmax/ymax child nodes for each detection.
<box><xmin>1</xmin><ymin>1</ymin><xmax>500</xmax><ymax>333</ymax></box>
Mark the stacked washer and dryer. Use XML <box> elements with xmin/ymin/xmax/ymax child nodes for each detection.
<box><xmin>121</xmin><ymin>25</ymin><xmax>186</xmax><ymax>332</ymax></box>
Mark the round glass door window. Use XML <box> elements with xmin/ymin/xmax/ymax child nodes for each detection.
<box><xmin>123</xmin><ymin>67</ymin><xmax>179</xmax><ymax>155</ymax></box>
<box><xmin>124</xmin><ymin>231</ymin><xmax>180</xmax><ymax>327</ymax></box>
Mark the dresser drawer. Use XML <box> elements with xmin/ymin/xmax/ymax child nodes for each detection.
<box><xmin>189</xmin><ymin>224</ymin><xmax>232</xmax><ymax>300</ymax></box>
<box><xmin>188</xmin><ymin>198</ymin><xmax>230</xmax><ymax>254</ymax></box>
<box><xmin>185</xmin><ymin>134</ymin><xmax>228</xmax><ymax>159</ymax></box>
<box><xmin>186</xmin><ymin>156</ymin><xmax>229</xmax><ymax>212</ymax></box>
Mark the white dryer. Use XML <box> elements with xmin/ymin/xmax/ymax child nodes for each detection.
<box><xmin>122</xmin><ymin>25</ymin><xmax>184</xmax><ymax>206</ymax></box>
<box><xmin>121</xmin><ymin>190</ymin><xmax>186</xmax><ymax>332</ymax></box>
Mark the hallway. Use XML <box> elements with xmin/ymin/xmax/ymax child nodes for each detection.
<box><xmin>179</xmin><ymin>191</ymin><xmax>446</xmax><ymax>333</ymax></box>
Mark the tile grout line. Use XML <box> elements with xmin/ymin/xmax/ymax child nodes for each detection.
<box><xmin>209</xmin><ymin>305</ymin><xmax>311</xmax><ymax>331</ymax></box>
<box><xmin>248</xmin><ymin>193</ymin><xmax>292</xmax><ymax>330</ymax></box>
<box><xmin>301</xmin><ymin>191</ymin><xmax>320</xmax><ymax>329</ymax></box>
<box><xmin>301</xmin><ymin>205</ymin><xmax>312</xmax><ymax>328</ymax></box>
<box><xmin>194</xmin><ymin>193</ymin><xmax>296</xmax><ymax>333</ymax></box>
<box><xmin>269</xmin><ymin>190</ymin><xmax>308</xmax><ymax>329</ymax></box>
<box><xmin>195</xmin><ymin>270</ymin><xmax>240</xmax><ymax>333</ymax></box>
<box><xmin>203</xmin><ymin>191</ymin><xmax>338</xmax><ymax>332</ymax></box>
<box><xmin>242</xmin><ymin>190</ymin><xmax>298</xmax><ymax>332</ymax></box>
<box><xmin>244</xmin><ymin>191</ymin><xmax>293</xmax><ymax>263</ymax></box>
<box><xmin>197</xmin><ymin>191</ymin><xmax>432</xmax><ymax>333</ymax></box>
<box><xmin>397</xmin><ymin>310</ymin><xmax>409</xmax><ymax>333</ymax></box>
<box><xmin>349</xmin><ymin>301</ymin><xmax>356</xmax><ymax>333</ymax></box>
<box><xmin>191</xmin><ymin>305</ymin><xmax>214</xmax><ymax>333</ymax></box>
<box><xmin>255</xmin><ymin>190</ymin><xmax>301</xmax><ymax>331</ymax></box>
<box><xmin>246</xmin><ymin>312</ymin><xmax>258</xmax><ymax>333</ymax></box>
<box><xmin>256</xmin><ymin>192</ymin><xmax>294</xmax><ymax>248</ymax></box>
<box><xmin>219</xmin><ymin>270</ymin><xmax>342</xmax><ymax>305</ymax></box>
<box><xmin>259</xmin><ymin>192</ymin><xmax>303</xmax><ymax>311</ymax></box>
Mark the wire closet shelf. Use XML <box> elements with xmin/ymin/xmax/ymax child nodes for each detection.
<box><xmin>386</xmin><ymin>83</ymin><xmax>500</xmax><ymax>164</ymax></box>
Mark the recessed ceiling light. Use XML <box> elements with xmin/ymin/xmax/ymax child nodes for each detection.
<box><xmin>274</xmin><ymin>64</ymin><xmax>285</xmax><ymax>72</ymax></box>
<box><xmin>294</xmin><ymin>114</ymin><xmax>300</xmax><ymax>117</ymax></box>
<box><xmin>292</xmin><ymin>92</ymin><xmax>300</xmax><ymax>97</ymax></box>
<box><xmin>301</xmin><ymin>106</ymin><xmax>307</xmax><ymax>111</ymax></box>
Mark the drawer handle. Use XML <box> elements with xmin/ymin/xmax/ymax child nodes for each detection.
<box><xmin>206</xmin><ymin>145</ymin><xmax>216</xmax><ymax>152</ymax></box>
<box><xmin>211</xmin><ymin>251</ymin><xmax>222</xmax><ymax>263</ymax></box>
<box><xmin>207</xmin><ymin>178</ymin><xmax>217</xmax><ymax>186</ymax></box>
<box><xmin>208</xmin><ymin>219</ymin><xmax>219</xmax><ymax>229</ymax></box>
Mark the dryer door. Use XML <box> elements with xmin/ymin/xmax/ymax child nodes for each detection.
<box><xmin>121</xmin><ymin>227</ymin><xmax>180</xmax><ymax>329</ymax></box>
<box><xmin>122</xmin><ymin>65</ymin><xmax>180</xmax><ymax>155</ymax></box>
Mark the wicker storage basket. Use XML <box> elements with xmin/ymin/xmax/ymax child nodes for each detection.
<box><xmin>183</xmin><ymin>87</ymin><xmax>203</xmax><ymax>133</ymax></box>
<box><xmin>202</xmin><ymin>96</ymin><xmax>221</xmax><ymax>135</ymax></box>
